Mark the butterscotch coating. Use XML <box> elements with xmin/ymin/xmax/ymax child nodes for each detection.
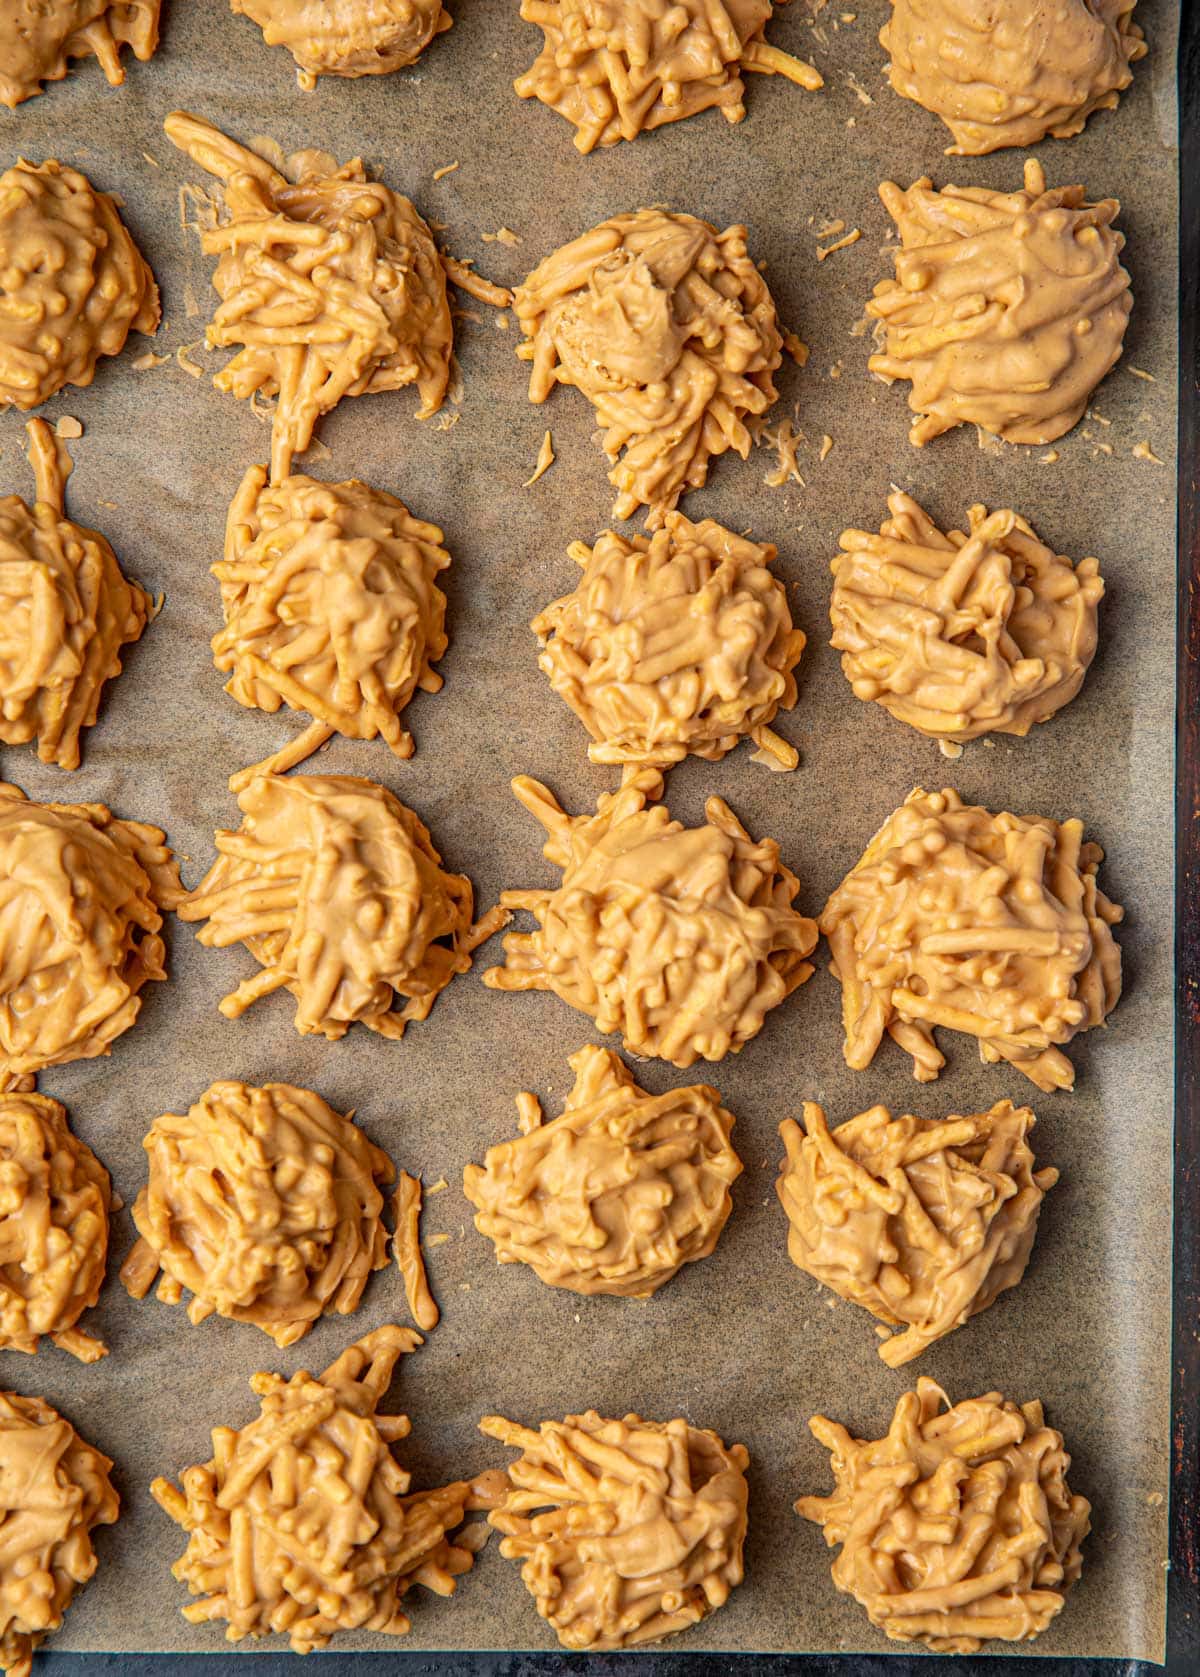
<box><xmin>482</xmin><ymin>1410</ymin><xmax>749</xmax><ymax>1649</ymax></box>
<box><xmin>0</xmin><ymin>0</ymin><xmax>159</xmax><ymax>107</ymax></box>
<box><xmin>881</xmin><ymin>0</ymin><xmax>1146</xmax><ymax>155</ymax></box>
<box><xmin>231</xmin><ymin>0</ymin><xmax>451</xmax><ymax>85</ymax></box>
<box><xmin>152</xmin><ymin>1328</ymin><xmax>496</xmax><ymax>1653</ymax></box>
<box><xmin>821</xmin><ymin>787</ymin><xmax>1123</xmax><ymax>1092</ymax></box>
<box><xmin>0</xmin><ymin>420</ymin><xmax>149</xmax><ymax>771</ymax></box>
<box><xmin>164</xmin><ymin>112</ymin><xmax>455</xmax><ymax>485</ymax></box>
<box><xmin>119</xmin><ymin>1080</ymin><xmax>393</xmax><ymax>1347</ymax></box>
<box><xmin>0</xmin><ymin>159</ymin><xmax>159</xmax><ymax>411</ymax></box>
<box><xmin>178</xmin><ymin>773</ymin><xmax>504</xmax><ymax>1042</ymax></box>
<box><xmin>534</xmin><ymin>512</ymin><xmax>804</xmax><ymax>771</ymax></box>
<box><xmin>0</xmin><ymin>1093</ymin><xmax>111</xmax><ymax>1363</ymax></box>
<box><xmin>796</xmin><ymin>1378</ymin><xmax>1090</xmax><ymax>1652</ymax></box>
<box><xmin>777</xmin><ymin>1100</ymin><xmax>1057</xmax><ymax>1366</ymax></box>
<box><xmin>0</xmin><ymin>1391</ymin><xmax>118</xmax><ymax>1677</ymax></box>
<box><xmin>464</xmin><ymin>1044</ymin><xmax>742</xmax><ymax>1298</ymax></box>
<box><xmin>867</xmin><ymin>160</ymin><xmax>1131</xmax><ymax>448</ymax></box>
<box><xmin>515</xmin><ymin>209</ymin><xmax>782</xmax><ymax>527</ymax></box>
<box><xmin>216</xmin><ymin>466</ymin><xmax>449</xmax><ymax>767</ymax></box>
<box><xmin>0</xmin><ymin>783</ymin><xmax>181</xmax><ymax>1084</ymax></box>
<box><xmin>515</xmin><ymin>0</ymin><xmax>821</xmax><ymax>153</ymax></box>
<box><xmin>831</xmin><ymin>492</ymin><xmax>1103</xmax><ymax>743</ymax></box>
<box><xmin>484</xmin><ymin>769</ymin><xmax>817</xmax><ymax>1067</ymax></box>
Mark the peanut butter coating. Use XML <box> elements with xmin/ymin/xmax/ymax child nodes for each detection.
<box><xmin>120</xmin><ymin>1080</ymin><xmax>394</xmax><ymax>1347</ymax></box>
<box><xmin>231</xmin><ymin>0</ymin><xmax>451</xmax><ymax>83</ymax></box>
<box><xmin>867</xmin><ymin>160</ymin><xmax>1131</xmax><ymax>448</ymax></box>
<box><xmin>534</xmin><ymin>512</ymin><xmax>804</xmax><ymax>771</ymax></box>
<box><xmin>830</xmin><ymin>491</ymin><xmax>1103</xmax><ymax>743</ymax></box>
<box><xmin>515</xmin><ymin>209</ymin><xmax>782</xmax><ymax>527</ymax></box>
<box><xmin>178</xmin><ymin>773</ymin><xmax>503</xmax><ymax>1042</ymax></box>
<box><xmin>484</xmin><ymin>769</ymin><xmax>817</xmax><ymax>1067</ymax></box>
<box><xmin>0</xmin><ymin>1391</ymin><xmax>118</xmax><ymax>1677</ymax></box>
<box><xmin>151</xmin><ymin>1328</ymin><xmax>494</xmax><ymax>1654</ymax></box>
<box><xmin>881</xmin><ymin>0</ymin><xmax>1146</xmax><ymax>155</ymax></box>
<box><xmin>820</xmin><ymin>787</ymin><xmax>1123</xmax><ymax>1092</ymax></box>
<box><xmin>464</xmin><ymin>1044</ymin><xmax>742</xmax><ymax>1297</ymax></box>
<box><xmin>0</xmin><ymin>420</ymin><xmax>149</xmax><ymax>771</ymax></box>
<box><xmin>0</xmin><ymin>783</ymin><xmax>181</xmax><ymax>1084</ymax></box>
<box><xmin>777</xmin><ymin>1099</ymin><xmax>1057</xmax><ymax>1365</ymax></box>
<box><xmin>0</xmin><ymin>0</ymin><xmax>159</xmax><ymax>107</ymax></box>
<box><xmin>482</xmin><ymin>1409</ymin><xmax>749</xmax><ymax>1649</ymax></box>
<box><xmin>0</xmin><ymin>159</ymin><xmax>159</xmax><ymax>411</ymax></box>
<box><xmin>796</xmin><ymin>1378</ymin><xmax>1089</xmax><ymax>1652</ymax></box>
<box><xmin>515</xmin><ymin>0</ymin><xmax>821</xmax><ymax>153</ymax></box>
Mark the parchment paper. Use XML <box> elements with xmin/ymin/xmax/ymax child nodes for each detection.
<box><xmin>0</xmin><ymin>0</ymin><xmax>1179</xmax><ymax>1659</ymax></box>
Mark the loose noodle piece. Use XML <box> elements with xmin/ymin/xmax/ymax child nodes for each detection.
<box><xmin>484</xmin><ymin>770</ymin><xmax>817</xmax><ymax>1067</ymax></box>
<box><xmin>830</xmin><ymin>491</ymin><xmax>1104</xmax><ymax>743</ymax></box>
<box><xmin>0</xmin><ymin>1092</ymin><xmax>112</xmax><ymax>1363</ymax></box>
<box><xmin>482</xmin><ymin>1409</ymin><xmax>749</xmax><ymax>1649</ymax></box>
<box><xmin>0</xmin><ymin>159</ymin><xmax>159</xmax><ymax>410</ymax></box>
<box><xmin>880</xmin><ymin>0</ymin><xmax>1146</xmax><ymax>155</ymax></box>
<box><xmin>776</xmin><ymin>1099</ymin><xmax>1057</xmax><ymax>1365</ymax></box>
<box><xmin>534</xmin><ymin>512</ymin><xmax>804</xmax><ymax>771</ymax></box>
<box><xmin>820</xmin><ymin>787</ymin><xmax>1123</xmax><ymax>1091</ymax></box>
<box><xmin>464</xmin><ymin>1044</ymin><xmax>742</xmax><ymax>1297</ymax></box>
<box><xmin>867</xmin><ymin>160</ymin><xmax>1131</xmax><ymax>447</ymax></box>
<box><xmin>0</xmin><ymin>420</ymin><xmax>150</xmax><ymax>771</ymax></box>
<box><xmin>215</xmin><ymin>467</ymin><xmax>449</xmax><ymax>770</ymax></box>
<box><xmin>0</xmin><ymin>1391</ymin><xmax>118</xmax><ymax>1677</ymax></box>
<box><xmin>392</xmin><ymin>1170</ymin><xmax>439</xmax><ymax>1331</ymax></box>
<box><xmin>0</xmin><ymin>782</ymin><xmax>182</xmax><ymax>1084</ymax></box>
<box><xmin>516</xmin><ymin>0</ymin><xmax>821</xmax><ymax>153</ymax></box>
<box><xmin>152</xmin><ymin>1328</ymin><xmax>496</xmax><ymax>1654</ymax></box>
<box><xmin>120</xmin><ymin>1080</ymin><xmax>394</xmax><ymax>1347</ymax></box>
<box><xmin>515</xmin><ymin>210</ymin><xmax>783</xmax><ymax>527</ymax></box>
<box><xmin>0</xmin><ymin>0</ymin><xmax>160</xmax><ymax>107</ymax></box>
<box><xmin>796</xmin><ymin>1378</ymin><xmax>1090</xmax><ymax>1652</ymax></box>
<box><xmin>230</xmin><ymin>0</ymin><xmax>451</xmax><ymax>85</ymax></box>
<box><xmin>178</xmin><ymin>773</ymin><xmax>506</xmax><ymax>1042</ymax></box>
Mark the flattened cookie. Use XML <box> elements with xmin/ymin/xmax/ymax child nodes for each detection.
<box><xmin>515</xmin><ymin>210</ymin><xmax>782</xmax><ymax>526</ymax></box>
<box><xmin>231</xmin><ymin>0</ymin><xmax>451</xmax><ymax>86</ymax></box>
<box><xmin>484</xmin><ymin>769</ymin><xmax>817</xmax><ymax>1067</ymax></box>
<box><xmin>482</xmin><ymin>1409</ymin><xmax>749</xmax><ymax>1648</ymax></box>
<box><xmin>0</xmin><ymin>0</ymin><xmax>160</xmax><ymax>108</ymax></box>
<box><xmin>881</xmin><ymin>0</ymin><xmax>1146</xmax><ymax>155</ymax></box>
<box><xmin>0</xmin><ymin>159</ymin><xmax>158</xmax><ymax>410</ymax></box>
<box><xmin>516</xmin><ymin>0</ymin><xmax>821</xmax><ymax>152</ymax></box>
<box><xmin>464</xmin><ymin>1044</ymin><xmax>742</xmax><ymax>1297</ymax></box>
<box><xmin>867</xmin><ymin>161</ymin><xmax>1130</xmax><ymax>447</ymax></box>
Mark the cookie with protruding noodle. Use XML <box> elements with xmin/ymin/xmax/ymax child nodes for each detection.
<box><xmin>0</xmin><ymin>0</ymin><xmax>161</xmax><ymax>108</ymax></box>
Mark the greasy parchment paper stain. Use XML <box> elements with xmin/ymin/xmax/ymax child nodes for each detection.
<box><xmin>0</xmin><ymin>0</ymin><xmax>1176</xmax><ymax>1660</ymax></box>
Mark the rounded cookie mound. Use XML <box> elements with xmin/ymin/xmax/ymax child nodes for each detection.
<box><xmin>515</xmin><ymin>209</ymin><xmax>782</xmax><ymax>527</ymax></box>
<box><xmin>0</xmin><ymin>0</ymin><xmax>160</xmax><ymax>108</ymax></box>
<box><xmin>0</xmin><ymin>158</ymin><xmax>159</xmax><ymax>410</ymax></box>
<box><xmin>231</xmin><ymin>0</ymin><xmax>451</xmax><ymax>84</ymax></box>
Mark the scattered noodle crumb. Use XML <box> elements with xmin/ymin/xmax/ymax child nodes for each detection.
<box><xmin>817</xmin><ymin>229</ymin><xmax>861</xmax><ymax>261</ymax></box>
<box><xmin>426</xmin><ymin>1177</ymin><xmax>449</xmax><ymax>1194</ymax></box>
<box><xmin>425</xmin><ymin>1232</ymin><xmax>450</xmax><ymax>1248</ymax></box>
<box><xmin>433</xmin><ymin>161</ymin><xmax>460</xmax><ymax>181</ymax></box>
<box><xmin>132</xmin><ymin>351</ymin><xmax>169</xmax><ymax>370</ymax></box>
<box><xmin>1133</xmin><ymin>440</ymin><xmax>1163</xmax><ymax>464</ymax></box>
<box><xmin>938</xmin><ymin>738</ymin><xmax>963</xmax><ymax>759</ymax></box>
<box><xmin>1039</xmin><ymin>450</ymin><xmax>1059</xmax><ymax>463</ymax></box>
<box><xmin>818</xmin><ymin>434</ymin><xmax>833</xmax><ymax>462</ymax></box>
<box><xmin>1129</xmin><ymin>367</ymin><xmax>1155</xmax><ymax>381</ymax></box>
<box><xmin>845</xmin><ymin>72</ymin><xmax>874</xmax><ymax>104</ymax></box>
<box><xmin>143</xmin><ymin>152</ymin><xmax>159</xmax><ymax>168</ymax></box>
<box><xmin>761</xmin><ymin>418</ymin><xmax>805</xmax><ymax>488</ymax></box>
<box><xmin>482</xmin><ymin>227</ymin><xmax>520</xmax><ymax>246</ymax></box>
<box><xmin>434</xmin><ymin>411</ymin><xmax>460</xmax><ymax>432</ymax></box>
<box><xmin>55</xmin><ymin>416</ymin><xmax>83</xmax><ymax>439</ymax></box>
<box><xmin>1093</xmin><ymin>443</ymin><xmax>1113</xmax><ymax>458</ymax></box>
<box><xmin>783</xmin><ymin>330</ymin><xmax>809</xmax><ymax>365</ymax></box>
<box><xmin>176</xmin><ymin>343</ymin><xmax>204</xmax><ymax>379</ymax></box>
<box><xmin>523</xmin><ymin>431</ymin><xmax>555</xmax><ymax>487</ymax></box>
<box><xmin>392</xmin><ymin>1170</ymin><xmax>439</xmax><ymax>1332</ymax></box>
<box><xmin>495</xmin><ymin>312</ymin><xmax>510</xmax><ymax>330</ymax></box>
<box><xmin>816</xmin><ymin>219</ymin><xmax>845</xmax><ymax>238</ymax></box>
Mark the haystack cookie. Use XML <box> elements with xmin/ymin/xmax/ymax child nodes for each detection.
<box><xmin>231</xmin><ymin>0</ymin><xmax>451</xmax><ymax>86</ymax></box>
<box><xmin>0</xmin><ymin>0</ymin><xmax>160</xmax><ymax>107</ymax></box>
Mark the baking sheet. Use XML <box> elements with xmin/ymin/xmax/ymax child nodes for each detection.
<box><xmin>0</xmin><ymin>0</ymin><xmax>1179</xmax><ymax>1659</ymax></box>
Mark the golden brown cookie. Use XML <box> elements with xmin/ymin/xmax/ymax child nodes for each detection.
<box><xmin>0</xmin><ymin>0</ymin><xmax>160</xmax><ymax>107</ymax></box>
<box><xmin>515</xmin><ymin>209</ymin><xmax>782</xmax><ymax>526</ymax></box>
<box><xmin>152</xmin><ymin>1327</ymin><xmax>499</xmax><ymax>1653</ymax></box>
<box><xmin>464</xmin><ymin>1044</ymin><xmax>742</xmax><ymax>1297</ymax></box>
<box><xmin>231</xmin><ymin>0</ymin><xmax>451</xmax><ymax>86</ymax></box>
<box><xmin>515</xmin><ymin>0</ymin><xmax>821</xmax><ymax>152</ymax></box>
<box><xmin>776</xmin><ymin>1099</ymin><xmax>1057</xmax><ymax>1365</ymax></box>
<box><xmin>867</xmin><ymin>161</ymin><xmax>1131</xmax><ymax>447</ymax></box>
<box><xmin>119</xmin><ymin>1080</ymin><xmax>394</xmax><ymax>1347</ymax></box>
<box><xmin>534</xmin><ymin>512</ymin><xmax>804</xmax><ymax>771</ymax></box>
<box><xmin>484</xmin><ymin>769</ymin><xmax>817</xmax><ymax>1067</ymax></box>
<box><xmin>0</xmin><ymin>419</ymin><xmax>150</xmax><ymax>771</ymax></box>
<box><xmin>830</xmin><ymin>491</ymin><xmax>1103</xmax><ymax>743</ymax></box>
<box><xmin>820</xmin><ymin>787</ymin><xmax>1123</xmax><ymax>1091</ymax></box>
<box><xmin>178</xmin><ymin>772</ymin><xmax>507</xmax><ymax>1042</ymax></box>
<box><xmin>796</xmin><ymin>1378</ymin><xmax>1090</xmax><ymax>1652</ymax></box>
<box><xmin>482</xmin><ymin>1409</ymin><xmax>749</xmax><ymax>1649</ymax></box>
<box><xmin>0</xmin><ymin>783</ymin><xmax>181</xmax><ymax>1085</ymax></box>
<box><xmin>880</xmin><ymin>0</ymin><xmax>1146</xmax><ymax>155</ymax></box>
<box><xmin>0</xmin><ymin>159</ymin><xmax>158</xmax><ymax>410</ymax></box>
